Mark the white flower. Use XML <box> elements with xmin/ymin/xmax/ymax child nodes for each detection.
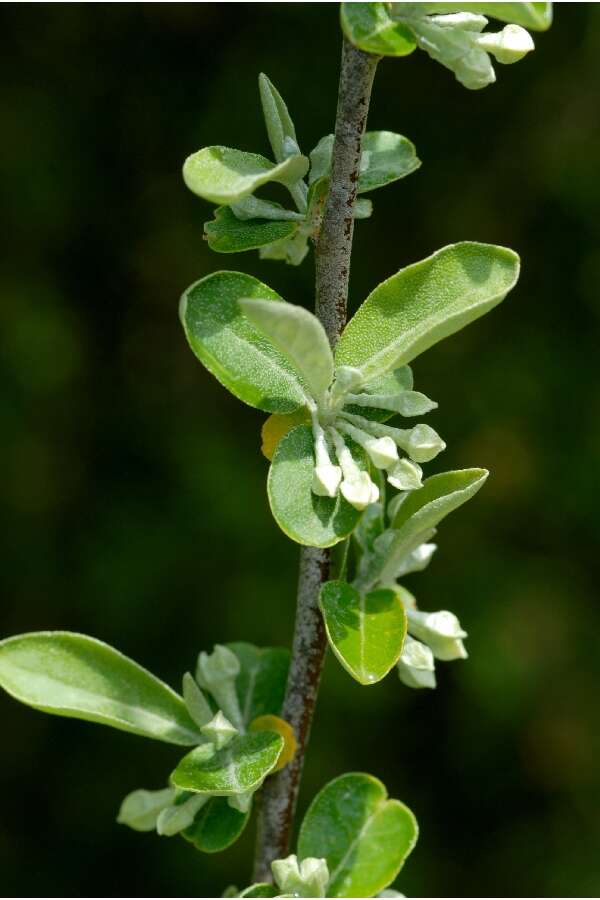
<box><xmin>477</xmin><ymin>24</ymin><xmax>535</xmax><ymax>65</ymax></box>
<box><xmin>364</xmin><ymin>435</ymin><xmax>399</xmax><ymax>469</ymax></box>
<box><xmin>397</xmin><ymin>635</ymin><xmax>436</xmax><ymax>689</ymax></box>
<box><xmin>330</xmin><ymin>427</ymin><xmax>380</xmax><ymax>511</ymax></box>
<box><xmin>312</xmin><ymin>464</ymin><xmax>342</xmax><ymax>498</ymax></box>
<box><xmin>340</xmin><ymin>471</ymin><xmax>379</xmax><ymax>511</ymax></box>
<box><xmin>406</xmin><ymin>608</ymin><xmax>468</xmax><ymax>661</ymax></box>
<box><xmin>271</xmin><ymin>854</ymin><xmax>330</xmax><ymax>898</ymax></box>
<box><xmin>405</xmin><ymin>424</ymin><xmax>446</xmax><ymax>463</ymax></box>
<box><xmin>338</xmin><ymin>413</ymin><xmax>445</xmax><ymax>465</ymax></box>
<box><xmin>388</xmin><ymin>5</ymin><xmax>535</xmax><ymax>90</ymax></box>
<box><xmin>387</xmin><ymin>458</ymin><xmax>423</xmax><ymax>491</ymax></box>
<box><xmin>304</xmin><ymin>360</ymin><xmax>444</xmax><ymax>513</ymax></box>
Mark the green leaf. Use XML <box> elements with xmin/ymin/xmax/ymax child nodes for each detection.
<box><xmin>310</xmin><ymin>132</ymin><xmax>420</xmax><ymax>194</ymax></box>
<box><xmin>419</xmin><ymin>2</ymin><xmax>553</xmax><ymax>30</ymax></box>
<box><xmin>240</xmin><ymin>299</ymin><xmax>334</xmax><ymax>402</ymax></box>
<box><xmin>298</xmin><ymin>773</ymin><xmax>418</xmax><ymax>898</ymax></box>
<box><xmin>180</xmin><ymin>271</ymin><xmax>307</xmax><ymax>413</ymax></box>
<box><xmin>170</xmin><ymin>731</ymin><xmax>283</xmax><ymax>795</ymax></box>
<box><xmin>391</xmin><ymin>468</ymin><xmax>488</xmax><ymax>531</ymax></box>
<box><xmin>182</xmin><ymin>796</ymin><xmax>250</xmax><ymax>853</ymax></box>
<box><xmin>239</xmin><ymin>886</ymin><xmax>278</xmax><ymax>898</ymax></box>
<box><xmin>183</xmin><ymin>146</ymin><xmax>309</xmax><ymax>205</ymax></box>
<box><xmin>320</xmin><ymin>582</ymin><xmax>407</xmax><ymax>685</ymax></box>
<box><xmin>335</xmin><ymin>242</ymin><xmax>520</xmax><ymax>383</ymax></box>
<box><xmin>379</xmin><ymin>469</ymin><xmax>488</xmax><ymax>583</ymax></box>
<box><xmin>205</xmin><ymin>206</ymin><xmax>298</xmax><ymax>254</ymax></box>
<box><xmin>341</xmin><ymin>2</ymin><xmax>417</xmax><ymax>56</ymax></box>
<box><xmin>259</xmin><ymin>74</ymin><xmax>299</xmax><ymax>165</ymax></box>
<box><xmin>0</xmin><ymin>632</ymin><xmax>203</xmax><ymax>745</ymax></box>
<box><xmin>157</xmin><ymin>791</ymin><xmax>209</xmax><ymax>836</ymax></box>
<box><xmin>258</xmin><ymin>74</ymin><xmax>308</xmax><ymax>215</ymax></box>
<box><xmin>267</xmin><ymin>425</ymin><xmax>364</xmax><ymax>548</ymax></box>
<box><xmin>227</xmin><ymin>642</ymin><xmax>290</xmax><ymax>726</ymax></box>
<box><xmin>363</xmin><ymin>366</ymin><xmax>413</xmax><ymax>394</ymax></box>
<box><xmin>359</xmin><ymin>132</ymin><xmax>421</xmax><ymax>193</ymax></box>
<box><xmin>117</xmin><ymin>787</ymin><xmax>176</xmax><ymax>832</ymax></box>
<box><xmin>182</xmin><ymin>672</ymin><xmax>213</xmax><ymax>729</ymax></box>
<box><xmin>259</xmin><ymin>229</ymin><xmax>310</xmax><ymax>267</ymax></box>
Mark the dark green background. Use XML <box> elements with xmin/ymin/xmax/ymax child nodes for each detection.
<box><xmin>1</xmin><ymin>3</ymin><xmax>599</xmax><ymax>896</ymax></box>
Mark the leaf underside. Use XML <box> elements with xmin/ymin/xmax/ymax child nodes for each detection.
<box><xmin>0</xmin><ymin>632</ymin><xmax>202</xmax><ymax>745</ymax></box>
<box><xmin>205</xmin><ymin>206</ymin><xmax>297</xmax><ymax>254</ymax></box>
<box><xmin>379</xmin><ymin>468</ymin><xmax>488</xmax><ymax>583</ymax></box>
<box><xmin>341</xmin><ymin>3</ymin><xmax>417</xmax><ymax>56</ymax></box>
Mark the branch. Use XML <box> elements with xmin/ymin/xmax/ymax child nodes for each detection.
<box><xmin>252</xmin><ymin>38</ymin><xmax>379</xmax><ymax>882</ymax></box>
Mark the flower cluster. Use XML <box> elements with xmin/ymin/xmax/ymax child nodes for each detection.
<box><xmin>388</xmin><ymin>5</ymin><xmax>535</xmax><ymax>89</ymax></box>
<box><xmin>308</xmin><ymin>364</ymin><xmax>445</xmax><ymax>511</ymax></box>
<box><xmin>271</xmin><ymin>854</ymin><xmax>330</xmax><ymax>898</ymax></box>
<box><xmin>397</xmin><ymin>602</ymin><xmax>468</xmax><ymax>690</ymax></box>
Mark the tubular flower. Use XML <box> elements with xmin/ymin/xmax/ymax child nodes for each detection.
<box><xmin>387</xmin><ymin>5</ymin><xmax>535</xmax><ymax>90</ymax></box>
<box><xmin>298</xmin><ymin>364</ymin><xmax>445</xmax><ymax>513</ymax></box>
<box><xmin>396</xmin><ymin>599</ymin><xmax>468</xmax><ymax>689</ymax></box>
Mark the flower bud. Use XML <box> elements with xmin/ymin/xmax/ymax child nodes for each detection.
<box><xmin>117</xmin><ymin>787</ymin><xmax>176</xmax><ymax>833</ymax></box>
<box><xmin>330</xmin><ymin>366</ymin><xmax>364</xmax><ymax>404</ymax></box>
<box><xmin>282</xmin><ymin>135</ymin><xmax>301</xmax><ymax>158</ymax></box>
<box><xmin>311</xmin><ymin>416</ymin><xmax>342</xmax><ymax>497</ymax></box>
<box><xmin>397</xmin><ymin>635</ymin><xmax>436</xmax><ymax>689</ymax></box>
<box><xmin>387</xmin><ymin>458</ymin><xmax>423</xmax><ymax>491</ymax></box>
<box><xmin>201</xmin><ymin>710</ymin><xmax>238</xmax><ymax>750</ymax></box>
<box><xmin>335</xmin><ymin>418</ymin><xmax>396</xmax><ymax>470</ymax></box>
<box><xmin>197</xmin><ymin>644</ymin><xmax>240</xmax><ymax>687</ymax></box>
<box><xmin>312</xmin><ymin>464</ymin><xmax>342</xmax><ymax>498</ymax></box>
<box><xmin>272</xmin><ymin>853</ymin><xmax>330</xmax><ymax>898</ymax></box>
<box><xmin>196</xmin><ymin>645</ymin><xmax>244</xmax><ymax>731</ymax></box>
<box><xmin>406</xmin><ymin>608</ymin><xmax>468</xmax><ymax>661</ymax></box>
<box><xmin>346</xmin><ymin>390</ymin><xmax>437</xmax><ymax>417</ymax></box>
<box><xmin>341</xmin><ymin>471</ymin><xmax>379</xmax><ymax>511</ymax></box>
<box><xmin>330</xmin><ymin>427</ymin><xmax>379</xmax><ymax>511</ymax></box>
<box><xmin>395</xmin><ymin>541</ymin><xmax>437</xmax><ymax>577</ymax></box>
<box><xmin>156</xmin><ymin>792</ymin><xmax>209</xmax><ymax>837</ymax></box>
<box><xmin>406</xmin><ymin>424</ymin><xmax>446</xmax><ymax>463</ymax></box>
<box><xmin>364</xmin><ymin>436</ymin><xmax>399</xmax><ymax>469</ymax></box>
<box><xmin>477</xmin><ymin>24</ymin><xmax>534</xmax><ymax>64</ymax></box>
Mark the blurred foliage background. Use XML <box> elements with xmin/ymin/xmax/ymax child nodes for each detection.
<box><xmin>1</xmin><ymin>3</ymin><xmax>599</xmax><ymax>897</ymax></box>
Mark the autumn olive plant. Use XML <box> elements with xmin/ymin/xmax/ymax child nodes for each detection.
<box><xmin>0</xmin><ymin>4</ymin><xmax>552</xmax><ymax>898</ymax></box>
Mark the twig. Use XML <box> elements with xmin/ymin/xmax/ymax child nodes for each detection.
<box><xmin>252</xmin><ymin>37</ymin><xmax>379</xmax><ymax>882</ymax></box>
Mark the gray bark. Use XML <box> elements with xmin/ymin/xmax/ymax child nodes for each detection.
<box><xmin>252</xmin><ymin>37</ymin><xmax>379</xmax><ymax>884</ymax></box>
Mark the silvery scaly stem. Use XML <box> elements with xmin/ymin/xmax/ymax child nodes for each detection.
<box><xmin>252</xmin><ymin>38</ymin><xmax>379</xmax><ymax>882</ymax></box>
